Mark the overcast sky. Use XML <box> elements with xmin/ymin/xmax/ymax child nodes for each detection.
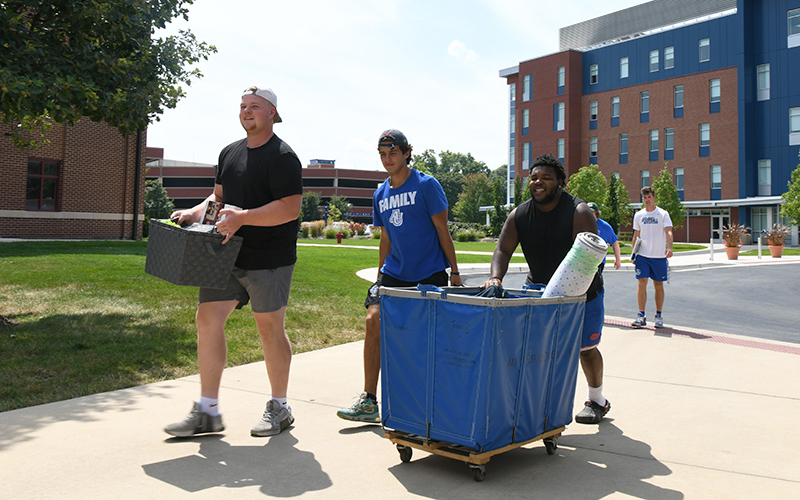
<box><xmin>146</xmin><ymin>0</ymin><xmax>644</xmax><ymax>171</ymax></box>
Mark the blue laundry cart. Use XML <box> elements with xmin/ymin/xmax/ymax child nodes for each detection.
<box><xmin>379</xmin><ymin>285</ymin><xmax>585</xmax><ymax>481</ymax></box>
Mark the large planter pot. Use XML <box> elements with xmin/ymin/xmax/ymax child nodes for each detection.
<box><xmin>725</xmin><ymin>245</ymin><xmax>740</xmax><ymax>260</ymax></box>
<box><xmin>768</xmin><ymin>245</ymin><xmax>784</xmax><ymax>258</ymax></box>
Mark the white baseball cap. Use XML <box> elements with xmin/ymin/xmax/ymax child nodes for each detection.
<box><xmin>242</xmin><ymin>86</ymin><xmax>282</xmax><ymax>123</ymax></box>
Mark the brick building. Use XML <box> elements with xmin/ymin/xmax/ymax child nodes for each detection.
<box><xmin>500</xmin><ymin>0</ymin><xmax>799</xmax><ymax>243</ymax></box>
<box><xmin>145</xmin><ymin>154</ymin><xmax>387</xmax><ymax>223</ymax></box>
<box><xmin>0</xmin><ymin>120</ymin><xmax>145</xmax><ymax>239</ymax></box>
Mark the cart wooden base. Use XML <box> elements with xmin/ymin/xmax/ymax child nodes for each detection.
<box><xmin>384</xmin><ymin>426</ymin><xmax>564</xmax><ymax>481</ymax></box>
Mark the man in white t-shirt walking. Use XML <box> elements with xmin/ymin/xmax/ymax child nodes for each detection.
<box><xmin>631</xmin><ymin>186</ymin><xmax>673</xmax><ymax>328</ymax></box>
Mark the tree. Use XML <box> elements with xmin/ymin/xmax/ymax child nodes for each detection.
<box><xmin>412</xmin><ymin>149</ymin><xmax>439</xmax><ymax>175</ymax></box>
<box><xmin>781</xmin><ymin>152</ymin><xmax>800</xmax><ymax>225</ymax></box>
<box><xmin>608</xmin><ymin>174</ymin><xmax>635</xmax><ymax>234</ymax></box>
<box><xmin>437</xmin><ymin>171</ymin><xmax>465</xmax><ymax>220</ymax></box>
<box><xmin>489</xmin><ymin>164</ymin><xmax>508</xmax><ymax>201</ymax></box>
<box><xmin>143</xmin><ymin>179</ymin><xmax>174</xmax><ymax>236</ymax></box>
<box><xmin>652</xmin><ymin>166</ymin><xmax>685</xmax><ymax>229</ymax></box>
<box><xmin>301</xmin><ymin>191</ymin><xmax>322</xmax><ymax>223</ymax></box>
<box><xmin>453</xmin><ymin>172</ymin><xmax>492</xmax><ymax>224</ymax></box>
<box><xmin>566</xmin><ymin>164</ymin><xmax>608</xmax><ymax>213</ymax></box>
<box><xmin>328</xmin><ymin>195</ymin><xmax>352</xmax><ymax>221</ymax></box>
<box><xmin>1</xmin><ymin>1</ymin><xmax>216</xmax><ymax>149</ymax></box>
<box><xmin>514</xmin><ymin>174</ymin><xmax>530</xmax><ymax>207</ymax></box>
<box><xmin>488</xmin><ymin>177</ymin><xmax>508</xmax><ymax>237</ymax></box>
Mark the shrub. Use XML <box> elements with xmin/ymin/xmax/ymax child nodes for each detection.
<box><xmin>371</xmin><ymin>227</ymin><xmax>381</xmax><ymax>239</ymax></box>
<box><xmin>721</xmin><ymin>224</ymin><xmax>749</xmax><ymax>247</ymax></box>
<box><xmin>324</xmin><ymin>227</ymin><xmax>349</xmax><ymax>239</ymax></box>
<box><xmin>455</xmin><ymin>229</ymin><xmax>483</xmax><ymax>242</ymax></box>
<box><xmin>763</xmin><ymin>224</ymin><xmax>789</xmax><ymax>246</ymax></box>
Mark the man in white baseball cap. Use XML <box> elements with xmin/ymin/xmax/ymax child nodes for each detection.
<box><xmin>166</xmin><ymin>85</ymin><xmax>302</xmax><ymax>438</ymax></box>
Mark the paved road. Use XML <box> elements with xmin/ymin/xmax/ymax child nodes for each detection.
<box><xmin>465</xmin><ymin>262</ymin><xmax>800</xmax><ymax>345</ymax></box>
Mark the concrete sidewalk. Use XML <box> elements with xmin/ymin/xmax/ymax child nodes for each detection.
<box><xmin>2</xmin><ymin>320</ymin><xmax>799</xmax><ymax>499</ymax></box>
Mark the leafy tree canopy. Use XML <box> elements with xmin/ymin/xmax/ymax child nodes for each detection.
<box><xmin>566</xmin><ymin>164</ymin><xmax>608</xmax><ymax>214</ymax></box>
<box><xmin>453</xmin><ymin>172</ymin><xmax>492</xmax><ymax>224</ymax></box>
<box><xmin>327</xmin><ymin>194</ymin><xmax>352</xmax><ymax>220</ymax></box>
<box><xmin>301</xmin><ymin>191</ymin><xmax>322</xmax><ymax>223</ymax></box>
<box><xmin>1</xmin><ymin>0</ymin><xmax>216</xmax><ymax>149</ymax></box>
<box><xmin>652</xmin><ymin>166</ymin><xmax>686</xmax><ymax>229</ymax></box>
<box><xmin>781</xmin><ymin>152</ymin><xmax>800</xmax><ymax>226</ymax></box>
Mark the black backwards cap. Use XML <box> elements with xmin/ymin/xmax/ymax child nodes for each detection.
<box><xmin>378</xmin><ymin>129</ymin><xmax>408</xmax><ymax>150</ymax></box>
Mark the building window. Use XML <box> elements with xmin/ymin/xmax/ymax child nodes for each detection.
<box><xmin>789</xmin><ymin>8</ymin><xmax>800</xmax><ymax>48</ymax></box>
<box><xmin>523</xmin><ymin>142</ymin><xmax>531</xmax><ymax>170</ymax></box>
<box><xmin>523</xmin><ymin>74</ymin><xmax>531</xmax><ymax>101</ymax></box>
<box><xmin>757</xmin><ymin>64</ymin><xmax>770</xmax><ymax>101</ymax></box>
<box><xmin>557</xmin><ymin>138</ymin><xmax>565</xmax><ymax>159</ymax></box>
<box><xmin>710</xmin><ymin>78</ymin><xmax>721</xmax><ymax>113</ymax></box>
<box><xmin>620</xmin><ymin>133</ymin><xmax>628</xmax><ymax>164</ymax></box>
<box><xmin>700</xmin><ymin>123</ymin><xmax>711</xmax><ymax>156</ymax></box>
<box><xmin>699</xmin><ymin>38</ymin><xmax>710</xmax><ymax>62</ymax></box>
<box><xmin>620</xmin><ymin>57</ymin><xmax>628</xmax><ymax>79</ymax></box>
<box><xmin>590</xmin><ymin>100</ymin><xmax>598</xmax><ymax>121</ymax></box>
<box><xmin>590</xmin><ymin>64</ymin><xmax>598</xmax><ymax>85</ymax></box>
<box><xmin>641</xmin><ymin>170</ymin><xmax>650</xmax><ymax>190</ymax></box>
<box><xmin>556</xmin><ymin>102</ymin><xmax>565</xmax><ymax>131</ymax></box>
<box><xmin>710</xmin><ymin>79</ymin><xmax>720</xmax><ymax>103</ymax></box>
<box><xmin>558</xmin><ymin>66</ymin><xmax>565</xmax><ymax>87</ymax></box>
<box><xmin>649</xmin><ymin>130</ymin><xmax>659</xmax><ymax>161</ymax></box>
<box><xmin>26</xmin><ymin>159</ymin><xmax>60</xmax><ymax>210</ymax></box>
<box><xmin>665</xmin><ymin>127</ymin><xmax>674</xmax><ymax>160</ymax></box>
<box><xmin>791</xmin><ymin>107</ymin><xmax>800</xmax><ymax>145</ymax></box>
<box><xmin>675</xmin><ymin>168</ymin><xmax>684</xmax><ymax>191</ymax></box>
<box><xmin>509</xmin><ymin>147</ymin><xmax>515</xmax><ymax>170</ymax></box>
<box><xmin>641</xmin><ymin>91</ymin><xmax>649</xmax><ymax>114</ymax></box>
<box><xmin>649</xmin><ymin>50</ymin><xmax>659</xmax><ymax>72</ymax></box>
<box><xmin>674</xmin><ymin>85</ymin><xmax>684</xmax><ymax>118</ymax></box>
<box><xmin>711</xmin><ymin>165</ymin><xmax>721</xmax><ymax>189</ymax></box>
<box><xmin>611</xmin><ymin>96</ymin><xmax>620</xmax><ymax>127</ymax></box>
<box><xmin>509</xmin><ymin>112</ymin><xmax>515</xmax><ymax>136</ymax></box>
<box><xmin>758</xmin><ymin>159</ymin><xmax>771</xmax><ymax>196</ymax></box>
<box><xmin>664</xmin><ymin>46</ymin><xmax>674</xmax><ymax>69</ymax></box>
<box><xmin>522</xmin><ymin>109</ymin><xmax>530</xmax><ymax>136</ymax></box>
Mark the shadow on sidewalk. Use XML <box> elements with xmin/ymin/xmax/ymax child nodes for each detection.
<box><xmin>142</xmin><ymin>433</ymin><xmax>331</xmax><ymax>496</ymax></box>
<box><xmin>385</xmin><ymin>421</ymin><xmax>683</xmax><ymax>499</ymax></box>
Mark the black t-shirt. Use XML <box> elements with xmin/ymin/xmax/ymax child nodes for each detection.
<box><xmin>215</xmin><ymin>134</ymin><xmax>302</xmax><ymax>269</ymax></box>
<box><xmin>514</xmin><ymin>192</ymin><xmax>602</xmax><ymax>300</ymax></box>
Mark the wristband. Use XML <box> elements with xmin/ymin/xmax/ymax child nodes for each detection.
<box><xmin>450</xmin><ymin>272</ymin><xmax>460</xmax><ymax>275</ymax></box>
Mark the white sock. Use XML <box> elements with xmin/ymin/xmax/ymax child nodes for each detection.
<box><xmin>588</xmin><ymin>385</ymin><xmax>605</xmax><ymax>407</ymax></box>
<box><xmin>272</xmin><ymin>396</ymin><xmax>289</xmax><ymax>409</ymax></box>
<box><xmin>199</xmin><ymin>397</ymin><xmax>220</xmax><ymax>417</ymax></box>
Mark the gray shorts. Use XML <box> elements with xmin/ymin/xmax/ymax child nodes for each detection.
<box><xmin>198</xmin><ymin>264</ymin><xmax>294</xmax><ymax>313</ymax></box>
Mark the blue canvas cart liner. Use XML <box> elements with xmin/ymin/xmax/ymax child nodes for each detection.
<box><xmin>380</xmin><ymin>286</ymin><xmax>585</xmax><ymax>453</ymax></box>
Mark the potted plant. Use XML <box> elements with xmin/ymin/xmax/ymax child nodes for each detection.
<box><xmin>763</xmin><ymin>224</ymin><xmax>789</xmax><ymax>258</ymax></box>
<box><xmin>721</xmin><ymin>224</ymin><xmax>749</xmax><ymax>260</ymax></box>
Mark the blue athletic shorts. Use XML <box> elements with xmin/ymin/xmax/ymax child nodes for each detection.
<box><xmin>582</xmin><ymin>287</ymin><xmax>604</xmax><ymax>351</ymax></box>
<box><xmin>635</xmin><ymin>256</ymin><xmax>669</xmax><ymax>281</ymax></box>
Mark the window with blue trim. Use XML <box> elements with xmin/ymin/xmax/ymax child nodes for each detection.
<box><xmin>554</xmin><ymin>102</ymin><xmax>565</xmax><ymax>131</ymax></box>
<box><xmin>589</xmin><ymin>100</ymin><xmax>597</xmax><ymax>130</ymax></box>
<box><xmin>523</xmin><ymin>74</ymin><xmax>532</xmax><ymax>101</ymax></box>
<box><xmin>674</xmin><ymin>85</ymin><xmax>684</xmax><ymax>119</ymax></box>
<box><xmin>649</xmin><ymin>50</ymin><xmax>658</xmax><ymax>72</ymax></box>
<box><xmin>619</xmin><ymin>133</ymin><xmax>628</xmax><ymax>164</ymax></box>
<box><xmin>589</xmin><ymin>137</ymin><xmax>597</xmax><ymax>163</ymax></box>
<box><xmin>611</xmin><ymin>97</ymin><xmax>620</xmax><ymax>127</ymax></box>
<box><xmin>557</xmin><ymin>138</ymin><xmax>565</xmax><ymax>161</ymax></box>
<box><xmin>665</xmin><ymin>128</ymin><xmax>674</xmax><ymax>160</ymax></box>
<box><xmin>700</xmin><ymin>123</ymin><xmax>710</xmax><ymax>157</ymax></box>
<box><xmin>710</xmin><ymin>79</ymin><xmax>720</xmax><ymax>113</ymax></box>
<box><xmin>590</xmin><ymin>64</ymin><xmax>598</xmax><ymax>85</ymax></box>
<box><xmin>757</xmin><ymin>64</ymin><xmax>770</xmax><ymax>101</ymax></box>
<box><xmin>649</xmin><ymin>130</ymin><xmax>658</xmax><ymax>161</ymax></box>
<box><xmin>523</xmin><ymin>142</ymin><xmax>531</xmax><ymax>170</ymax></box>
<box><xmin>641</xmin><ymin>170</ymin><xmax>650</xmax><ymax>191</ymax></box>
<box><xmin>557</xmin><ymin>66</ymin><xmax>565</xmax><ymax>95</ymax></box>
<box><xmin>620</xmin><ymin>57</ymin><xmax>628</xmax><ymax>79</ymax></box>
<box><xmin>674</xmin><ymin>168</ymin><xmax>684</xmax><ymax>201</ymax></box>
<box><xmin>522</xmin><ymin>109</ymin><xmax>529</xmax><ymax>136</ymax></box>
<box><xmin>640</xmin><ymin>91</ymin><xmax>649</xmax><ymax>123</ymax></box>
<box><xmin>710</xmin><ymin>165</ymin><xmax>721</xmax><ymax>200</ymax></box>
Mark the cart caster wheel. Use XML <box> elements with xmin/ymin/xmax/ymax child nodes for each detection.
<box><xmin>397</xmin><ymin>445</ymin><xmax>412</xmax><ymax>463</ymax></box>
<box><xmin>469</xmin><ymin>464</ymin><xmax>486</xmax><ymax>482</ymax></box>
<box><xmin>544</xmin><ymin>437</ymin><xmax>558</xmax><ymax>455</ymax></box>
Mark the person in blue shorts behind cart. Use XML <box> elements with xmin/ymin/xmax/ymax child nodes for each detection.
<box><xmin>336</xmin><ymin>129</ymin><xmax>462</xmax><ymax>423</ymax></box>
<box><xmin>630</xmin><ymin>186</ymin><xmax>673</xmax><ymax>329</ymax></box>
<box><xmin>482</xmin><ymin>153</ymin><xmax>611</xmax><ymax>424</ymax></box>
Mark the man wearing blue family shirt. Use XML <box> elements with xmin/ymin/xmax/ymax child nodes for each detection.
<box><xmin>337</xmin><ymin>129</ymin><xmax>462</xmax><ymax>423</ymax></box>
<box><xmin>587</xmin><ymin>202</ymin><xmax>621</xmax><ymax>272</ymax></box>
<box><xmin>631</xmin><ymin>186</ymin><xmax>673</xmax><ymax>328</ymax></box>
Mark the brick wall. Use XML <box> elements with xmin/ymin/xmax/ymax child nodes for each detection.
<box><xmin>0</xmin><ymin>119</ymin><xmax>145</xmax><ymax>239</ymax></box>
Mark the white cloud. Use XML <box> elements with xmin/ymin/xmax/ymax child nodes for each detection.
<box><xmin>448</xmin><ymin>40</ymin><xmax>479</xmax><ymax>63</ymax></box>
